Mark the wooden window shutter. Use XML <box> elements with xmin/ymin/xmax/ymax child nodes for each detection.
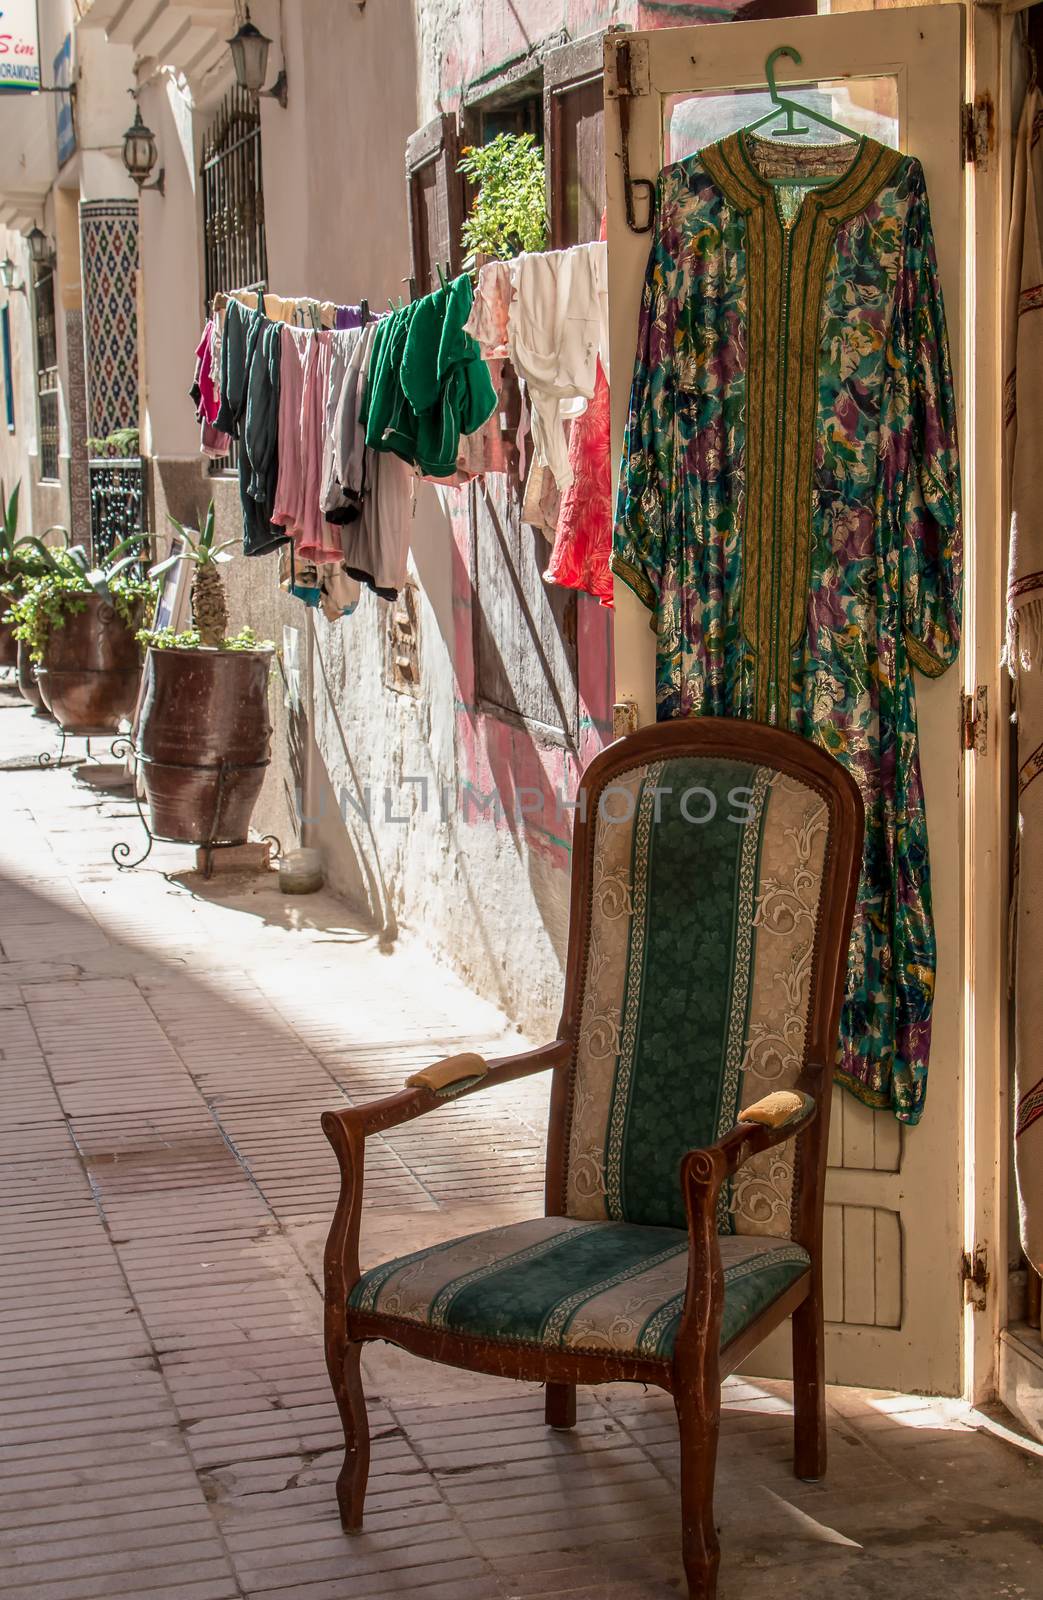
<box><xmin>405</xmin><ymin>112</ymin><xmax>465</xmax><ymax>294</ymax></box>
<box><xmin>542</xmin><ymin>32</ymin><xmax>606</xmax><ymax>249</ymax></box>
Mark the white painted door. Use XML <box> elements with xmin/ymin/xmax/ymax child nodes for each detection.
<box><xmin>605</xmin><ymin>7</ymin><xmax>967</xmax><ymax>1393</ymax></box>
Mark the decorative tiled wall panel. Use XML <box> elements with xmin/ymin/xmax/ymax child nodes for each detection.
<box><xmin>79</xmin><ymin>200</ymin><xmax>139</xmax><ymax>440</ymax></box>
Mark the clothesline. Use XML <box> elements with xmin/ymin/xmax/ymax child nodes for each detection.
<box><xmin>193</xmin><ymin>239</ymin><xmax>615</xmax><ymax>619</ymax></box>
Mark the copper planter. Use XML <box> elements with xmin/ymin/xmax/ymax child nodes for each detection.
<box><xmin>0</xmin><ymin>617</ymin><xmax>16</xmax><ymax>668</ymax></box>
<box><xmin>16</xmin><ymin>639</ymin><xmax>50</xmax><ymax>715</ymax></box>
<box><xmin>36</xmin><ymin>594</ymin><xmax>144</xmax><ymax>734</ymax></box>
<box><xmin>136</xmin><ymin>646</ymin><xmax>272</xmax><ymax>846</ymax></box>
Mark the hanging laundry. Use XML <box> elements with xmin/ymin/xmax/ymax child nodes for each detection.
<box><xmin>542</xmin><ymin>215</ymin><xmax>613</xmax><ymax>607</ymax></box>
<box><xmin>463</xmin><ymin>260</ymin><xmax>511</xmax><ymax>358</ymax></box>
<box><xmin>332</xmin><ymin>304</ymin><xmax>368</xmax><ymax>331</ymax></box>
<box><xmin>340</xmin><ymin>451</ymin><xmax>415</xmax><ymax>601</ymax></box>
<box><xmin>323</xmin><ymin>323</ymin><xmax>374</xmax><ymax>524</ymax></box>
<box><xmin>362</xmin><ymin>275</ymin><xmax>497</xmax><ymax>478</ymax></box>
<box><xmin>190</xmin><ymin>321</ymin><xmax>232</xmax><ymax>459</ymax></box>
<box><xmin>614</xmin><ymin>134</ymin><xmax>962</xmax><ymax>1124</ymax></box>
<box><xmin>278</xmin><ymin>544</ymin><xmax>360</xmax><ymax>618</ymax></box>
<box><xmin>544</xmin><ymin>354</ymin><xmax>613</xmax><ymax>607</ymax></box>
<box><xmin>427</xmin><ymin>357</ymin><xmax>508</xmax><ymax>486</ymax></box>
<box><xmin>214</xmin><ymin>299</ymin><xmax>287</xmax><ymax>558</ymax></box>
<box><xmin>271</xmin><ymin>326</ymin><xmax>344</xmax><ymax>565</ymax></box>
<box><xmin>521</xmin><ymin>457</ymin><xmax>561</xmax><ymax>537</ymax></box>
<box><xmin>506</xmin><ymin>240</ymin><xmax>608</xmax><ymax>491</ymax></box>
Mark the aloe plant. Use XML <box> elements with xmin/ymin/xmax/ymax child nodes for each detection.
<box><xmin>0</xmin><ymin>480</ymin><xmax>63</xmax><ymax>587</ymax></box>
<box><xmin>146</xmin><ymin>502</ymin><xmax>238</xmax><ymax>649</ymax></box>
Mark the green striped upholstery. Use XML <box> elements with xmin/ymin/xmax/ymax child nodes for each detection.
<box><xmin>566</xmin><ymin>756</ymin><xmax>829</xmax><ymax>1237</ymax></box>
<box><xmin>350</xmin><ymin>1216</ymin><xmax>810</xmax><ymax>1359</ymax></box>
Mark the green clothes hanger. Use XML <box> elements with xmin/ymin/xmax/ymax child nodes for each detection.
<box><xmin>744</xmin><ymin>46</ymin><xmax>863</xmax><ymax>187</ymax></box>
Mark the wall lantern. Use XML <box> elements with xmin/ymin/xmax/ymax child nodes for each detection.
<box><xmin>228</xmin><ymin>7</ymin><xmax>288</xmax><ymax>108</ymax></box>
<box><xmin>122</xmin><ymin>105</ymin><xmax>165</xmax><ymax>195</ymax></box>
<box><xmin>0</xmin><ymin>258</ymin><xmax>22</xmax><ymax>294</ymax></box>
<box><xmin>27</xmin><ymin>227</ymin><xmax>52</xmax><ymax>268</ymax></box>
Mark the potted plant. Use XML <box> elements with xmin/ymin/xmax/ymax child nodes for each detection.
<box><xmin>458</xmin><ymin>132</ymin><xmax>548</xmax><ymax>260</ymax></box>
<box><xmin>8</xmin><ymin>536</ymin><xmax>154</xmax><ymax>733</ymax></box>
<box><xmin>135</xmin><ymin>502</ymin><xmax>273</xmax><ymax>848</ymax></box>
<box><xmin>0</xmin><ymin>481</ymin><xmax>68</xmax><ymax>714</ymax></box>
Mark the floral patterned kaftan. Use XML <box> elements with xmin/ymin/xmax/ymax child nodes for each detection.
<box><xmin>612</xmin><ymin>132</ymin><xmax>962</xmax><ymax>1123</ymax></box>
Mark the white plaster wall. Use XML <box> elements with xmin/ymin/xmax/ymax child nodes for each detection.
<box><xmin>136</xmin><ymin>74</ymin><xmax>206</xmax><ymax>460</ymax></box>
<box><xmin>0</xmin><ymin>229</ymin><xmax>38</xmax><ymax>518</ymax></box>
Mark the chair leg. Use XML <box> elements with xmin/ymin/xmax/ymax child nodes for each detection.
<box><xmin>330</xmin><ymin>1339</ymin><xmax>370</xmax><ymax>1532</ymax></box>
<box><xmin>545</xmin><ymin>1382</ymin><xmax>576</xmax><ymax>1430</ymax></box>
<box><xmin>674</xmin><ymin>1381</ymin><xmax>721</xmax><ymax>1600</ymax></box>
<box><xmin>792</xmin><ymin>1285</ymin><xmax>827</xmax><ymax>1481</ymax></box>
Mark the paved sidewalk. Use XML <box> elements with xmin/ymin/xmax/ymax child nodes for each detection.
<box><xmin>1</xmin><ymin>688</ymin><xmax>1041</xmax><ymax>1600</ymax></box>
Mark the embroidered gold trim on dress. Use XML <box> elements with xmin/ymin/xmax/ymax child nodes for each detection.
<box><xmin>904</xmin><ymin>631</ymin><xmax>948</xmax><ymax>677</ymax></box>
<box><xmin>700</xmin><ymin>134</ymin><xmax>903</xmax><ymax>724</ymax></box>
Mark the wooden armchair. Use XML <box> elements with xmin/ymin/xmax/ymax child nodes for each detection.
<box><xmin>321</xmin><ymin>719</ymin><xmax>863</xmax><ymax>1599</ymax></box>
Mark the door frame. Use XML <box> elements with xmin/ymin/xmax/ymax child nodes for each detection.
<box><xmin>604</xmin><ymin>5</ymin><xmax>1010</xmax><ymax>1399</ymax></box>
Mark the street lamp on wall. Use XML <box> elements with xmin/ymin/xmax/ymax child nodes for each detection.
<box><xmin>0</xmin><ymin>258</ymin><xmax>25</xmax><ymax>295</ymax></box>
<box><xmin>228</xmin><ymin>7</ymin><xmax>288</xmax><ymax>108</ymax></box>
<box><xmin>122</xmin><ymin>105</ymin><xmax>165</xmax><ymax>195</ymax></box>
<box><xmin>27</xmin><ymin>227</ymin><xmax>53</xmax><ymax>269</ymax></box>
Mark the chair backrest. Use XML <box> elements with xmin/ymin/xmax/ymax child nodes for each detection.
<box><xmin>549</xmin><ymin>719</ymin><xmax>863</xmax><ymax>1241</ymax></box>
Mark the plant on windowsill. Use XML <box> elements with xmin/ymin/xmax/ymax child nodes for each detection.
<box><xmin>132</xmin><ymin>502</ymin><xmax>275</xmax><ymax>851</ymax></box>
<box><xmin>86</xmin><ymin>427</ymin><xmax>141</xmax><ymax>460</ymax></box>
<box><xmin>7</xmin><ymin>534</ymin><xmax>155</xmax><ymax>734</ymax></box>
<box><xmin>458</xmin><ymin>132</ymin><xmax>549</xmax><ymax>260</ymax></box>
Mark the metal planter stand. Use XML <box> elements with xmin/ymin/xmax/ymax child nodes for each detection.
<box><xmin>38</xmin><ymin>728</ymin><xmax>116</xmax><ymax>768</ymax></box>
<box><xmin>111</xmin><ymin>739</ymin><xmax>280</xmax><ymax>878</ymax></box>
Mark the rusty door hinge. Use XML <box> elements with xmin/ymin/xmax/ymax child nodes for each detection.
<box><xmin>961</xmin><ymin>95</ymin><xmax>995</xmax><ymax>166</ymax></box>
<box><xmin>961</xmin><ymin>1245</ymin><xmax>989</xmax><ymax>1309</ymax></box>
<box><xmin>612</xmin><ymin>698</ymin><xmax>640</xmax><ymax>737</ymax></box>
<box><xmin>961</xmin><ymin>686</ymin><xmax>988</xmax><ymax>755</ymax></box>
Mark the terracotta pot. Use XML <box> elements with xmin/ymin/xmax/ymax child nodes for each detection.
<box><xmin>36</xmin><ymin>593</ymin><xmax>144</xmax><ymax>735</ymax></box>
<box><xmin>136</xmin><ymin>646</ymin><xmax>272</xmax><ymax>846</ymax></box>
<box><xmin>16</xmin><ymin>639</ymin><xmax>50</xmax><ymax>715</ymax></box>
<box><xmin>0</xmin><ymin>616</ymin><xmax>16</xmax><ymax>668</ymax></box>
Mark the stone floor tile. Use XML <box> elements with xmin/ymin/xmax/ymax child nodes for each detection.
<box><xmin>1</xmin><ymin>691</ymin><xmax>1042</xmax><ymax>1600</ymax></box>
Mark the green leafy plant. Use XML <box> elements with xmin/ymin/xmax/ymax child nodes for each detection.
<box><xmin>7</xmin><ymin>535</ymin><xmax>155</xmax><ymax>662</ymax></box>
<box><xmin>458</xmin><ymin>132</ymin><xmax>548</xmax><ymax>260</ymax></box>
<box><xmin>86</xmin><ymin>427</ymin><xmax>140</xmax><ymax>459</ymax></box>
<box><xmin>0</xmin><ymin>480</ymin><xmax>62</xmax><ymax>588</ymax></box>
<box><xmin>139</xmin><ymin>624</ymin><xmax>271</xmax><ymax>653</ymax></box>
<box><xmin>146</xmin><ymin>502</ymin><xmax>240</xmax><ymax>650</ymax></box>
<box><xmin>0</xmin><ymin>481</ymin><xmax>72</xmax><ymax>646</ymax></box>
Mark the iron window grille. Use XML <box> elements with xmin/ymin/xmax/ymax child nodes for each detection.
<box><xmin>201</xmin><ymin>83</ymin><xmax>268</xmax><ymax>473</ymax></box>
<box><xmin>33</xmin><ymin>263</ymin><xmax>59</xmax><ymax>481</ymax></box>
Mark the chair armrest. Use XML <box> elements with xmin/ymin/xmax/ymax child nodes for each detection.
<box><xmin>683</xmin><ymin>1087</ymin><xmax>818</xmax><ymax>1194</ymax></box>
<box><xmin>671</xmin><ymin>1081</ymin><xmax>820</xmax><ymax>1364</ymax></box>
<box><xmin>321</xmin><ymin>1039</ymin><xmax>571</xmax><ymax>1313</ymax></box>
<box><xmin>322</xmin><ymin>1039</ymin><xmax>571</xmax><ymax>1140</ymax></box>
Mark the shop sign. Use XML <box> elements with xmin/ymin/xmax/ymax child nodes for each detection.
<box><xmin>0</xmin><ymin>0</ymin><xmax>41</xmax><ymax>92</ymax></box>
<box><xmin>54</xmin><ymin>33</ymin><xmax>75</xmax><ymax>166</ymax></box>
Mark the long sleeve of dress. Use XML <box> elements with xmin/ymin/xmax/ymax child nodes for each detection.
<box><xmin>897</xmin><ymin>162</ymin><xmax>962</xmax><ymax>677</ymax></box>
<box><xmin>612</xmin><ymin>180</ymin><xmax>673</xmax><ymax>615</ymax></box>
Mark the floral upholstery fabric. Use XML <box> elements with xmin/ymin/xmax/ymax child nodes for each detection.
<box><xmin>350</xmin><ymin>1216</ymin><xmax>810</xmax><ymax>1360</ymax></box>
<box><xmin>565</xmin><ymin>756</ymin><xmax>828</xmax><ymax>1238</ymax></box>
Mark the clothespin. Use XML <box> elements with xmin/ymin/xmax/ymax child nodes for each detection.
<box><xmin>403</xmin><ymin>276</ymin><xmax>419</xmax><ymax>303</ymax></box>
<box><xmin>360</xmin><ymin>298</ymin><xmax>369</xmax><ymax>325</ymax></box>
